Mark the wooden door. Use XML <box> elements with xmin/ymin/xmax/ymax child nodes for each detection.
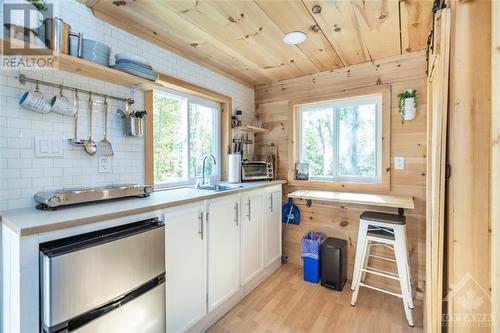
<box><xmin>446</xmin><ymin>1</ymin><xmax>492</xmax><ymax>332</ymax></box>
<box><xmin>425</xmin><ymin>7</ymin><xmax>451</xmax><ymax>333</ymax></box>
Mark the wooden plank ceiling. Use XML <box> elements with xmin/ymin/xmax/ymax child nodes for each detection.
<box><xmin>83</xmin><ymin>0</ymin><xmax>433</xmax><ymax>87</ymax></box>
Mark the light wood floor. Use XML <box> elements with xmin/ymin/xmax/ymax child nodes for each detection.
<box><xmin>207</xmin><ymin>264</ymin><xmax>423</xmax><ymax>333</ymax></box>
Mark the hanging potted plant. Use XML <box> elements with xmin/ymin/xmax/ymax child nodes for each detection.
<box><xmin>397</xmin><ymin>89</ymin><xmax>417</xmax><ymax>123</ymax></box>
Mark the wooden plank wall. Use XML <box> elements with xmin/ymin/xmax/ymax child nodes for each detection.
<box><xmin>492</xmin><ymin>2</ymin><xmax>500</xmax><ymax>331</ymax></box>
<box><xmin>254</xmin><ymin>51</ymin><xmax>427</xmax><ymax>296</ymax></box>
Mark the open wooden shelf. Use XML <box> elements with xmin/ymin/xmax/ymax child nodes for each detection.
<box><xmin>233</xmin><ymin>125</ymin><xmax>270</xmax><ymax>133</ymax></box>
<box><xmin>2</xmin><ymin>38</ymin><xmax>160</xmax><ymax>91</ymax></box>
<box><xmin>55</xmin><ymin>54</ymin><xmax>161</xmax><ymax>91</ymax></box>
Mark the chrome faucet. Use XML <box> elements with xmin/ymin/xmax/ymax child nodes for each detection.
<box><xmin>200</xmin><ymin>154</ymin><xmax>216</xmax><ymax>186</ymax></box>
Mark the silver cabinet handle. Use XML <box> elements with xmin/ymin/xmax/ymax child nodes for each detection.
<box><xmin>198</xmin><ymin>211</ymin><xmax>203</xmax><ymax>240</ymax></box>
<box><xmin>246</xmin><ymin>199</ymin><xmax>251</xmax><ymax>221</ymax></box>
<box><xmin>269</xmin><ymin>194</ymin><xmax>273</xmax><ymax>212</ymax></box>
<box><xmin>234</xmin><ymin>203</ymin><xmax>239</xmax><ymax>226</ymax></box>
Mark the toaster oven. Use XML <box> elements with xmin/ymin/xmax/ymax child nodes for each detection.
<box><xmin>241</xmin><ymin>161</ymin><xmax>274</xmax><ymax>182</ymax></box>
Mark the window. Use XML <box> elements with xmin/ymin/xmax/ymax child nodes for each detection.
<box><xmin>153</xmin><ymin>89</ymin><xmax>220</xmax><ymax>187</ymax></box>
<box><xmin>297</xmin><ymin>94</ymin><xmax>382</xmax><ymax>183</ymax></box>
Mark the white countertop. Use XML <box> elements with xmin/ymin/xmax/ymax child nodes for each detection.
<box><xmin>0</xmin><ymin>180</ymin><xmax>286</xmax><ymax>236</ymax></box>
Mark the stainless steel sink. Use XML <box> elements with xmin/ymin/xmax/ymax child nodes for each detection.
<box><xmin>195</xmin><ymin>183</ymin><xmax>242</xmax><ymax>192</ymax></box>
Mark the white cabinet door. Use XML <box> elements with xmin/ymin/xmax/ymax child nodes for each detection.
<box><xmin>264</xmin><ymin>189</ymin><xmax>282</xmax><ymax>267</ymax></box>
<box><xmin>240</xmin><ymin>191</ymin><xmax>264</xmax><ymax>285</ymax></box>
<box><xmin>165</xmin><ymin>203</ymin><xmax>206</xmax><ymax>333</ymax></box>
<box><xmin>207</xmin><ymin>195</ymin><xmax>240</xmax><ymax>311</ymax></box>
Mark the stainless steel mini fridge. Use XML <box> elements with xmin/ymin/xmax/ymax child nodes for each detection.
<box><xmin>40</xmin><ymin>217</ymin><xmax>166</xmax><ymax>333</ymax></box>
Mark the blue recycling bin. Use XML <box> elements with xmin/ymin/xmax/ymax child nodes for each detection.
<box><xmin>301</xmin><ymin>231</ymin><xmax>326</xmax><ymax>283</ymax></box>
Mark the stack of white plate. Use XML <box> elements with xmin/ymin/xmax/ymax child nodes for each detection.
<box><xmin>110</xmin><ymin>53</ymin><xmax>159</xmax><ymax>81</ymax></box>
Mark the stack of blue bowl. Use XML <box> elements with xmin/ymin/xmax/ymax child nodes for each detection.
<box><xmin>69</xmin><ymin>38</ymin><xmax>111</xmax><ymax>67</ymax></box>
<box><xmin>110</xmin><ymin>53</ymin><xmax>159</xmax><ymax>82</ymax></box>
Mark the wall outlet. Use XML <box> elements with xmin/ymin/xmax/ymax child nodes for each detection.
<box><xmin>98</xmin><ymin>156</ymin><xmax>112</xmax><ymax>173</ymax></box>
<box><xmin>35</xmin><ymin>136</ymin><xmax>64</xmax><ymax>158</ymax></box>
<box><xmin>394</xmin><ymin>156</ymin><xmax>405</xmax><ymax>170</ymax></box>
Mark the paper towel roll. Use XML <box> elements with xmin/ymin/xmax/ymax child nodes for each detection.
<box><xmin>228</xmin><ymin>154</ymin><xmax>241</xmax><ymax>183</ymax></box>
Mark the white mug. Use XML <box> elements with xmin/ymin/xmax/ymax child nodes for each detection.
<box><xmin>19</xmin><ymin>88</ymin><xmax>51</xmax><ymax>114</ymax></box>
<box><xmin>50</xmin><ymin>90</ymin><xmax>75</xmax><ymax>116</ymax></box>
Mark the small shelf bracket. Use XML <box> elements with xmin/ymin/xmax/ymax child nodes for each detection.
<box><xmin>398</xmin><ymin>208</ymin><xmax>405</xmax><ymax>216</ymax></box>
<box><xmin>306</xmin><ymin>199</ymin><xmax>312</xmax><ymax>207</ymax></box>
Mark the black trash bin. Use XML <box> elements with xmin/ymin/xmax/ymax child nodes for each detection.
<box><xmin>320</xmin><ymin>237</ymin><xmax>347</xmax><ymax>291</ymax></box>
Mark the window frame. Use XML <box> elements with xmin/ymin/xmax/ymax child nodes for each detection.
<box><xmin>296</xmin><ymin>94</ymin><xmax>383</xmax><ymax>184</ymax></box>
<box><xmin>289</xmin><ymin>85</ymin><xmax>391</xmax><ymax>192</ymax></box>
<box><xmin>152</xmin><ymin>89</ymin><xmax>222</xmax><ymax>189</ymax></box>
<box><xmin>144</xmin><ymin>73</ymin><xmax>232</xmax><ymax>191</ymax></box>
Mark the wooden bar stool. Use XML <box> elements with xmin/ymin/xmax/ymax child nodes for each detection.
<box><xmin>350</xmin><ymin>211</ymin><xmax>414</xmax><ymax>327</ymax></box>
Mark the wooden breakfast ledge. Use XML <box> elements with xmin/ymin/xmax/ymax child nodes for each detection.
<box><xmin>287</xmin><ymin>190</ymin><xmax>414</xmax><ymax>216</ymax></box>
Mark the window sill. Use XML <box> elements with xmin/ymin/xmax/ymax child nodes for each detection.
<box><xmin>287</xmin><ymin>179</ymin><xmax>390</xmax><ymax>193</ymax></box>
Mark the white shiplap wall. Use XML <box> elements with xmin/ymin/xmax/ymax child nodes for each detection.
<box><xmin>0</xmin><ymin>0</ymin><xmax>255</xmax><ymax>210</ymax></box>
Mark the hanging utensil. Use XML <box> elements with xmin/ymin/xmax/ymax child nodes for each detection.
<box><xmin>69</xmin><ymin>90</ymin><xmax>85</xmax><ymax>146</ymax></box>
<box><xmin>83</xmin><ymin>93</ymin><xmax>97</xmax><ymax>155</ymax></box>
<box><xmin>98</xmin><ymin>96</ymin><xmax>114</xmax><ymax>156</ymax></box>
<box><xmin>245</xmin><ymin>133</ymin><xmax>249</xmax><ymax>156</ymax></box>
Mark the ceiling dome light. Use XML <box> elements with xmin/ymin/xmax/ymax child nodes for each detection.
<box><xmin>283</xmin><ymin>31</ymin><xmax>307</xmax><ymax>45</ymax></box>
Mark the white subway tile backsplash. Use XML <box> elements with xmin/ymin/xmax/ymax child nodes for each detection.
<box><xmin>32</xmin><ymin>177</ymin><xmax>53</xmax><ymax>188</ymax></box>
<box><xmin>43</xmin><ymin>168</ymin><xmax>63</xmax><ymax>177</ymax></box>
<box><xmin>8</xmin><ymin>178</ymin><xmax>32</xmax><ymax>189</ymax></box>
<box><xmin>1</xmin><ymin>189</ymin><xmax>21</xmax><ymax>200</ymax></box>
<box><xmin>2</xmin><ymin>169</ymin><xmax>20</xmax><ymax>178</ymax></box>
<box><xmin>20</xmin><ymin>168</ymin><xmax>43</xmax><ymax>178</ymax></box>
<box><xmin>8</xmin><ymin>159</ymin><xmax>31</xmax><ymax>169</ymax></box>
<box><xmin>0</xmin><ymin>0</ymin><xmax>254</xmax><ymax>210</ymax></box>
<box><xmin>19</xmin><ymin>149</ymin><xmax>35</xmax><ymax>159</ymax></box>
<box><xmin>53</xmin><ymin>176</ymin><xmax>73</xmax><ymax>186</ymax></box>
<box><xmin>63</xmin><ymin>168</ymin><xmax>82</xmax><ymax>176</ymax></box>
<box><xmin>53</xmin><ymin>159</ymin><xmax>74</xmax><ymax>168</ymax></box>
<box><xmin>7</xmin><ymin>118</ymin><xmax>31</xmax><ymax>129</ymax></box>
<box><xmin>33</xmin><ymin>159</ymin><xmax>53</xmax><ymax>168</ymax></box>
<box><xmin>7</xmin><ymin>198</ymin><xmax>33</xmax><ymax>210</ymax></box>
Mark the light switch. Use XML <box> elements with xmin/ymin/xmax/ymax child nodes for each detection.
<box><xmin>35</xmin><ymin>136</ymin><xmax>64</xmax><ymax>158</ymax></box>
<box><xmin>98</xmin><ymin>156</ymin><xmax>112</xmax><ymax>173</ymax></box>
<box><xmin>394</xmin><ymin>156</ymin><xmax>405</xmax><ymax>170</ymax></box>
<box><xmin>51</xmin><ymin>139</ymin><xmax>62</xmax><ymax>154</ymax></box>
<box><xmin>39</xmin><ymin>140</ymin><xmax>49</xmax><ymax>153</ymax></box>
